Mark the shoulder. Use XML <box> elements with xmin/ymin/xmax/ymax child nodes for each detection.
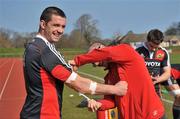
<box><xmin>25</xmin><ymin>38</ymin><xmax>49</xmax><ymax>55</ymax></box>
<box><xmin>158</xmin><ymin>47</ymin><xmax>169</xmax><ymax>55</ymax></box>
<box><xmin>156</xmin><ymin>47</ymin><xmax>170</xmax><ymax>60</ymax></box>
<box><xmin>160</xmin><ymin>46</ymin><xmax>169</xmax><ymax>53</ymax></box>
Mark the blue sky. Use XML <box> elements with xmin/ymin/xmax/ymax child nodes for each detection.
<box><xmin>0</xmin><ymin>0</ymin><xmax>180</xmax><ymax>38</ymax></box>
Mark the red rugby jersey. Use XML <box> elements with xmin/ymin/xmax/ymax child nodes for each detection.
<box><xmin>74</xmin><ymin>44</ymin><xmax>164</xmax><ymax>119</ymax></box>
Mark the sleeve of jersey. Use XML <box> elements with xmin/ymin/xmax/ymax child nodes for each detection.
<box><xmin>161</xmin><ymin>50</ymin><xmax>170</xmax><ymax>67</ymax></box>
<box><xmin>51</xmin><ymin>65</ymin><xmax>72</xmax><ymax>82</ymax></box>
<box><xmin>74</xmin><ymin>44</ymin><xmax>134</xmax><ymax>66</ymax></box>
<box><xmin>74</xmin><ymin>48</ymin><xmax>111</xmax><ymax>67</ymax></box>
<box><xmin>41</xmin><ymin>48</ymin><xmax>72</xmax><ymax>82</ymax></box>
<box><xmin>97</xmin><ymin>95</ymin><xmax>115</xmax><ymax>110</ymax></box>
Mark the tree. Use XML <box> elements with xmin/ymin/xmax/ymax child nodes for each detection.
<box><xmin>69</xmin><ymin>29</ymin><xmax>87</xmax><ymax>48</ymax></box>
<box><xmin>0</xmin><ymin>28</ymin><xmax>13</xmax><ymax>48</ymax></box>
<box><xmin>55</xmin><ymin>33</ymin><xmax>70</xmax><ymax>48</ymax></box>
<box><xmin>75</xmin><ymin>14</ymin><xmax>100</xmax><ymax>46</ymax></box>
<box><xmin>165</xmin><ymin>22</ymin><xmax>180</xmax><ymax>35</ymax></box>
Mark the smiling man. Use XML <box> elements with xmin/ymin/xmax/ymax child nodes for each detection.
<box><xmin>20</xmin><ymin>6</ymin><xmax>127</xmax><ymax>119</ymax></box>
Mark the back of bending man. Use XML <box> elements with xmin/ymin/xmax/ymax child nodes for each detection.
<box><xmin>20</xmin><ymin>6</ymin><xmax>127</xmax><ymax>119</ymax></box>
<box><xmin>69</xmin><ymin>43</ymin><xmax>165</xmax><ymax>119</ymax></box>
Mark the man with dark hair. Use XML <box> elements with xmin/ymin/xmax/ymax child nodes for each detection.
<box><xmin>20</xmin><ymin>6</ymin><xmax>127</xmax><ymax>119</ymax></box>
<box><xmin>136</xmin><ymin>29</ymin><xmax>171</xmax><ymax>96</ymax></box>
<box><xmin>136</xmin><ymin>29</ymin><xmax>171</xmax><ymax>119</ymax></box>
<box><xmin>69</xmin><ymin>42</ymin><xmax>165</xmax><ymax>119</ymax></box>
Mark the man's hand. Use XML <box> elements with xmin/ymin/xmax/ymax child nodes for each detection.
<box><xmin>151</xmin><ymin>75</ymin><xmax>159</xmax><ymax>85</ymax></box>
<box><xmin>114</xmin><ymin>81</ymin><xmax>128</xmax><ymax>96</ymax></box>
<box><xmin>68</xmin><ymin>60</ymin><xmax>76</xmax><ymax>66</ymax></box>
<box><xmin>88</xmin><ymin>99</ymin><xmax>102</xmax><ymax>112</ymax></box>
<box><xmin>68</xmin><ymin>60</ymin><xmax>78</xmax><ymax>71</ymax></box>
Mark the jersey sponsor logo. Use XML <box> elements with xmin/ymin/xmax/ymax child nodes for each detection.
<box><xmin>145</xmin><ymin>61</ymin><xmax>160</xmax><ymax>67</ymax></box>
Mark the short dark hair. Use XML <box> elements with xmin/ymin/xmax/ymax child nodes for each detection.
<box><xmin>147</xmin><ymin>29</ymin><xmax>164</xmax><ymax>44</ymax></box>
<box><xmin>40</xmin><ymin>6</ymin><xmax>66</xmax><ymax>23</ymax></box>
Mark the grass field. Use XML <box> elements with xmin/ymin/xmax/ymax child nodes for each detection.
<box><xmin>0</xmin><ymin>46</ymin><xmax>179</xmax><ymax>119</ymax></box>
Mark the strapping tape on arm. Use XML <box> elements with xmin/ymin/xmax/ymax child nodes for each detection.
<box><xmin>89</xmin><ymin>81</ymin><xmax>97</xmax><ymax>94</ymax></box>
<box><xmin>65</xmin><ymin>71</ymin><xmax>77</xmax><ymax>83</ymax></box>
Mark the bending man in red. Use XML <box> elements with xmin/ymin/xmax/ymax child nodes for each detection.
<box><xmin>69</xmin><ymin>42</ymin><xmax>165</xmax><ymax>119</ymax></box>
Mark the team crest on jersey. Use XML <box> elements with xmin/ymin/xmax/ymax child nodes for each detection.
<box><xmin>156</xmin><ymin>53</ymin><xmax>164</xmax><ymax>59</ymax></box>
<box><xmin>155</xmin><ymin>50</ymin><xmax>165</xmax><ymax>60</ymax></box>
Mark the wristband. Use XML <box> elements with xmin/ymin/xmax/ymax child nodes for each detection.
<box><xmin>65</xmin><ymin>72</ymin><xmax>77</xmax><ymax>83</ymax></box>
<box><xmin>89</xmin><ymin>81</ymin><xmax>97</xmax><ymax>94</ymax></box>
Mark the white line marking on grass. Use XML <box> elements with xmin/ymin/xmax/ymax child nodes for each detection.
<box><xmin>78</xmin><ymin>71</ymin><xmax>173</xmax><ymax>105</ymax></box>
<box><xmin>0</xmin><ymin>60</ymin><xmax>15</xmax><ymax>100</ymax></box>
<box><xmin>162</xmin><ymin>98</ymin><xmax>173</xmax><ymax>104</ymax></box>
<box><xmin>77</xmin><ymin>71</ymin><xmax>103</xmax><ymax>81</ymax></box>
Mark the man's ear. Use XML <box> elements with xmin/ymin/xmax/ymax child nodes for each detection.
<box><xmin>40</xmin><ymin>20</ymin><xmax>46</xmax><ymax>30</ymax></box>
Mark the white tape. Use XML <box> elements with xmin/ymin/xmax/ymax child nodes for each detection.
<box><xmin>89</xmin><ymin>81</ymin><xmax>97</xmax><ymax>94</ymax></box>
<box><xmin>170</xmin><ymin>89</ymin><xmax>180</xmax><ymax>96</ymax></box>
<box><xmin>65</xmin><ymin>72</ymin><xmax>77</xmax><ymax>83</ymax></box>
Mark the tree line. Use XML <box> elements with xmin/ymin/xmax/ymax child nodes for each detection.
<box><xmin>0</xmin><ymin>14</ymin><xmax>180</xmax><ymax>49</ymax></box>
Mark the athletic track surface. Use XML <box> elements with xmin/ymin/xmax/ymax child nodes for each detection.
<box><xmin>0</xmin><ymin>58</ymin><xmax>26</xmax><ymax>119</ymax></box>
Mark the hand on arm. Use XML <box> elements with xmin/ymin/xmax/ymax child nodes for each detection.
<box><xmin>97</xmin><ymin>96</ymin><xmax>115</xmax><ymax>110</ymax></box>
<box><xmin>152</xmin><ymin>66</ymin><xmax>171</xmax><ymax>84</ymax></box>
<box><xmin>88</xmin><ymin>96</ymin><xmax>116</xmax><ymax>112</ymax></box>
<box><xmin>114</xmin><ymin>81</ymin><xmax>128</xmax><ymax>95</ymax></box>
<box><xmin>151</xmin><ymin>75</ymin><xmax>159</xmax><ymax>85</ymax></box>
<box><xmin>88</xmin><ymin>99</ymin><xmax>102</xmax><ymax>112</ymax></box>
<box><xmin>68</xmin><ymin>60</ymin><xmax>78</xmax><ymax>71</ymax></box>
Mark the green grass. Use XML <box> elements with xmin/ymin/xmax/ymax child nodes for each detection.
<box><xmin>170</xmin><ymin>53</ymin><xmax>180</xmax><ymax>64</ymax></box>
<box><xmin>0</xmin><ymin>46</ymin><xmax>179</xmax><ymax>119</ymax></box>
<box><xmin>169</xmin><ymin>46</ymin><xmax>180</xmax><ymax>63</ymax></box>
<box><xmin>62</xmin><ymin>86</ymin><xmax>98</xmax><ymax>119</ymax></box>
<box><xmin>0</xmin><ymin>48</ymin><xmax>24</xmax><ymax>57</ymax></box>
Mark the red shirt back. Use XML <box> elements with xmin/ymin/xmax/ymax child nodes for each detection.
<box><xmin>75</xmin><ymin>44</ymin><xmax>164</xmax><ymax>119</ymax></box>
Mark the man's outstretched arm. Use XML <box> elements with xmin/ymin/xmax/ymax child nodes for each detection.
<box><xmin>65</xmin><ymin>72</ymin><xmax>128</xmax><ymax>96</ymax></box>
